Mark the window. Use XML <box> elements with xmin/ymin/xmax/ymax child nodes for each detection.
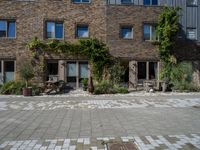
<box><xmin>144</xmin><ymin>0</ymin><xmax>158</xmax><ymax>5</ymax></box>
<box><xmin>0</xmin><ymin>20</ymin><xmax>16</xmax><ymax>38</ymax></box>
<box><xmin>187</xmin><ymin>0</ymin><xmax>197</xmax><ymax>6</ymax></box>
<box><xmin>121</xmin><ymin>0</ymin><xmax>133</xmax><ymax>4</ymax></box>
<box><xmin>73</xmin><ymin>0</ymin><xmax>90</xmax><ymax>3</ymax></box>
<box><xmin>46</xmin><ymin>21</ymin><xmax>63</xmax><ymax>39</ymax></box>
<box><xmin>120</xmin><ymin>26</ymin><xmax>133</xmax><ymax>39</ymax></box>
<box><xmin>138</xmin><ymin>62</ymin><xmax>158</xmax><ymax>80</ymax></box>
<box><xmin>76</xmin><ymin>25</ymin><xmax>89</xmax><ymax>38</ymax></box>
<box><xmin>143</xmin><ymin>24</ymin><xmax>159</xmax><ymax>41</ymax></box>
<box><xmin>186</xmin><ymin>28</ymin><xmax>197</xmax><ymax>40</ymax></box>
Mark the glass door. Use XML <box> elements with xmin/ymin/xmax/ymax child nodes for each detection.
<box><xmin>4</xmin><ymin>61</ymin><xmax>15</xmax><ymax>83</ymax></box>
<box><xmin>79</xmin><ymin>62</ymin><xmax>88</xmax><ymax>87</ymax></box>
<box><xmin>66</xmin><ymin>62</ymin><xmax>77</xmax><ymax>88</ymax></box>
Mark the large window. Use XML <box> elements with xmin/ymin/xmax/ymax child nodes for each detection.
<box><xmin>144</xmin><ymin>0</ymin><xmax>158</xmax><ymax>5</ymax></box>
<box><xmin>186</xmin><ymin>28</ymin><xmax>197</xmax><ymax>40</ymax></box>
<box><xmin>138</xmin><ymin>62</ymin><xmax>158</xmax><ymax>80</ymax></box>
<box><xmin>143</xmin><ymin>24</ymin><xmax>159</xmax><ymax>41</ymax></box>
<box><xmin>187</xmin><ymin>0</ymin><xmax>197</xmax><ymax>6</ymax></box>
<box><xmin>76</xmin><ymin>25</ymin><xmax>89</xmax><ymax>38</ymax></box>
<box><xmin>46</xmin><ymin>21</ymin><xmax>63</xmax><ymax>39</ymax></box>
<box><xmin>120</xmin><ymin>26</ymin><xmax>133</xmax><ymax>39</ymax></box>
<box><xmin>0</xmin><ymin>20</ymin><xmax>16</xmax><ymax>38</ymax></box>
<box><xmin>73</xmin><ymin>0</ymin><xmax>90</xmax><ymax>3</ymax></box>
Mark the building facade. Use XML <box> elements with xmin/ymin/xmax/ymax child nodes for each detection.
<box><xmin>0</xmin><ymin>0</ymin><xmax>199</xmax><ymax>89</ymax></box>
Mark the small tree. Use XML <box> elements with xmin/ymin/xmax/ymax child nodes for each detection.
<box><xmin>19</xmin><ymin>61</ymin><xmax>34</xmax><ymax>88</ymax></box>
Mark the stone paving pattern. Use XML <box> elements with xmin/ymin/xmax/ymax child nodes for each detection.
<box><xmin>0</xmin><ymin>93</ymin><xmax>200</xmax><ymax>150</ymax></box>
<box><xmin>0</xmin><ymin>134</ymin><xmax>200</xmax><ymax>150</ymax></box>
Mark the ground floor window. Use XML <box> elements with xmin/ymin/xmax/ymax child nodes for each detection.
<box><xmin>138</xmin><ymin>61</ymin><xmax>158</xmax><ymax>81</ymax></box>
<box><xmin>0</xmin><ymin>60</ymin><xmax>15</xmax><ymax>84</ymax></box>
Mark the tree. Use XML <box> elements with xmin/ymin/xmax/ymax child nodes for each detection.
<box><xmin>19</xmin><ymin>61</ymin><xmax>34</xmax><ymax>88</ymax></box>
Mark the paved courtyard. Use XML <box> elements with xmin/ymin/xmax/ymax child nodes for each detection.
<box><xmin>0</xmin><ymin>92</ymin><xmax>200</xmax><ymax>150</ymax></box>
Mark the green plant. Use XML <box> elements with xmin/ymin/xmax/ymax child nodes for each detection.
<box><xmin>0</xmin><ymin>81</ymin><xmax>25</xmax><ymax>95</ymax></box>
<box><xmin>19</xmin><ymin>61</ymin><xmax>34</xmax><ymax>88</ymax></box>
<box><xmin>109</xmin><ymin>61</ymin><xmax>125</xmax><ymax>84</ymax></box>
<box><xmin>81</xmin><ymin>78</ymin><xmax>88</xmax><ymax>91</ymax></box>
<box><xmin>157</xmin><ymin>6</ymin><xmax>180</xmax><ymax>79</ymax></box>
<box><xmin>27</xmin><ymin>38</ymin><xmax>112</xmax><ymax>83</ymax></box>
<box><xmin>113</xmin><ymin>84</ymin><xmax>129</xmax><ymax>94</ymax></box>
<box><xmin>94</xmin><ymin>80</ymin><xmax>129</xmax><ymax>94</ymax></box>
<box><xmin>0</xmin><ymin>81</ymin><xmax>41</xmax><ymax>95</ymax></box>
<box><xmin>169</xmin><ymin>62</ymin><xmax>196</xmax><ymax>91</ymax></box>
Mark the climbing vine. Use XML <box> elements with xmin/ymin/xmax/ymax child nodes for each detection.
<box><xmin>157</xmin><ymin>6</ymin><xmax>180</xmax><ymax>80</ymax></box>
<box><xmin>27</xmin><ymin>37</ymin><xmax>112</xmax><ymax>81</ymax></box>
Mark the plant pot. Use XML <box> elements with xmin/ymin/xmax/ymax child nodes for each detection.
<box><xmin>23</xmin><ymin>87</ymin><xmax>32</xmax><ymax>96</ymax></box>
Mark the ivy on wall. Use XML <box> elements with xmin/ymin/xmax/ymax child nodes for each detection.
<box><xmin>27</xmin><ymin>37</ymin><xmax>112</xmax><ymax>82</ymax></box>
<box><xmin>157</xmin><ymin>6</ymin><xmax>180</xmax><ymax>80</ymax></box>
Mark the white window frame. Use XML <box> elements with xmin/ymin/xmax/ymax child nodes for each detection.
<box><xmin>144</xmin><ymin>24</ymin><xmax>159</xmax><ymax>41</ymax></box>
<box><xmin>76</xmin><ymin>24</ymin><xmax>89</xmax><ymax>38</ymax></box>
<box><xmin>46</xmin><ymin>21</ymin><xmax>64</xmax><ymax>39</ymax></box>
<box><xmin>0</xmin><ymin>20</ymin><xmax>16</xmax><ymax>39</ymax></box>
<box><xmin>120</xmin><ymin>26</ymin><xmax>133</xmax><ymax>39</ymax></box>
<box><xmin>187</xmin><ymin>0</ymin><xmax>198</xmax><ymax>6</ymax></box>
<box><xmin>186</xmin><ymin>28</ymin><xmax>197</xmax><ymax>40</ymax></box>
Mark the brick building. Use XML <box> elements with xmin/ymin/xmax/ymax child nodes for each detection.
<box><xmin>0</xmin><ymin>0</ymin><xmax>199</xmax><ymax>89</ymax></box>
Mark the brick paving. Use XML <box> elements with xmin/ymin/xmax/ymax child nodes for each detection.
<box><xmin>0</xmin><ymin>134</ymin><xmax>200</xmax><ymax>150</ymax></box>
<box><xmin>0</xmin><ymin>93</ymin><xmax>200</xmax><ymax>149</ymax></box>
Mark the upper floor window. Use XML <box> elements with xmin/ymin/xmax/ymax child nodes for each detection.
<box><xmin>143</xmin><ymin>24</ymin><xmax>159</xmax><ymax>41</ymax></box>
<box><xmin>187</xmin><ymin>0</ymin><xmax>197</xmax><ymax>6</ymax></box>
<box><xmin>0</xmin><ymin>20</ymin><xmax>16</xmax><ymax>38</ymax></box>
<box><xmin>144</xmin><ymin>0</ymin><xmax>158</xmax><ymax>5</ymax></box>
<box><xmin>120</xmin><ymin>26</ymin><xmax>133</xmax><ymax>39</ymax></box>
<box><xmin>186</xmin><ymin>28</ymin><xmax>197</xmax><ymax>40</ymax></box>
<box><xmin>46</xmin><ymin>21</ymin><xmax>63</xmax><ymax>39</ymax></box>
<box><xmin>121</xmin><ymin>0</ymin><xmax>133</xmax><ymax>4</ymax></box>
<box><xmin>73</xmin><ymin>0</ymin><xmax>90</xmax><ymax>3</ymax></box>
<box><xmin>76</xmin><ymin>25</ymin><xmax>89</xmax><ymax>38</ymax></box>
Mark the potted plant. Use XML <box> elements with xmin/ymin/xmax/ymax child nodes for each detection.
<box><xmin>81</xmin><ymin>78</ymin><xmax>88</xmax><ymax>91</ymax></box>
<box><xmin>19</xmin><ymin>61</ymin><xmax>34</xmax><ymax>96</ymax></box>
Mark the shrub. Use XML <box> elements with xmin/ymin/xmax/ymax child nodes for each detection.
<box><xmin>113</xmin><ymin>84</ymin><xmax>129</xmax><ymax>94</ymax></box>
<box><xmin>81</xmin><ymin>78</ymin><xmax>88</xmax><ymax>91</ymax></box>
<box><xmin>0</xmin><ymin>81</ymin><xmax>41</xmax><ymax>95</ymax></box>
<box><xmin>94</xmin><ymin>80</ymin><xmax>129</xmax><ymax>94</ymax></box>
<box><xmin>109</xmin><ymin>62</ymin><xmax>125</xmax><ymax>84</ymax></box>
<box><xmin>0</xmin><ymin>81</ymin><xmax>25</xmax><ymax>95</ymax></box>
<box><xmin>170</xmin><ymin>62</ymin><xmax>196</xmax><ymax>91</ymax></box>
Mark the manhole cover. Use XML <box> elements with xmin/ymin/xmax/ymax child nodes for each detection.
<box><xmin>107</xmin><ymin>142</ymin><xmax>138</xmax><ymax>150</ymax></box>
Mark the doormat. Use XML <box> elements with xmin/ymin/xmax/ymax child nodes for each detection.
<box><xmin>107</xmin><ymin>142</ymin><xmax>138</xmax><ymax>150</ymax></box>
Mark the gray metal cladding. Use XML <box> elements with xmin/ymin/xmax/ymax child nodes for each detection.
<box><xmin>160</xmin><ymin>0</ymin><xmax>199</xmax><ymax>41</ymax></box>
<box><xmin>107</xmin><ymin>0</ymin><xmax>199</xmax><ymax>41</ymax></box>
